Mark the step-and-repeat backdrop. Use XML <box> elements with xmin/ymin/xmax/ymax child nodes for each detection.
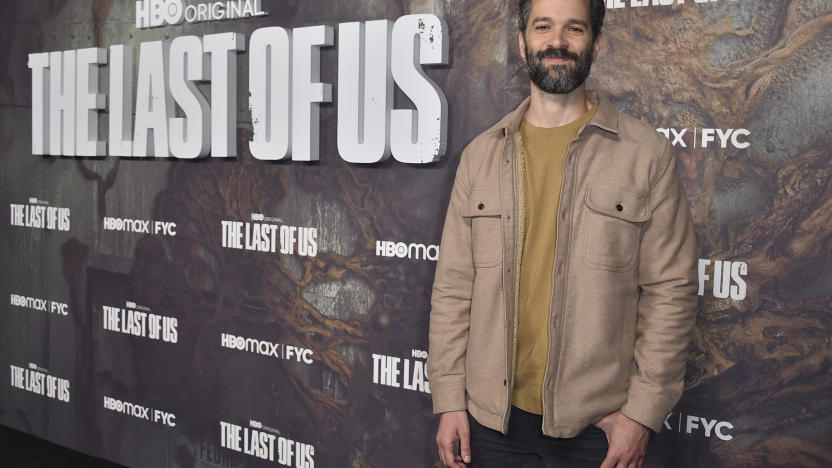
<box><xmin>1</xmin><ymin>1</ymin><xmax>830</xmax><ymax>467</ymax></box>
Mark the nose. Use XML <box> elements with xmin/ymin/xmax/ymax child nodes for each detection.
<box><xmin>545</xmin><ymin>26</ymin><xmax>569</xmax><ymax>50</ymax></box>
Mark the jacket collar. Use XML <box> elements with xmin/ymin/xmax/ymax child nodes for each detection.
<box><xmin>489</xmin><ymin>90</ymin><xmax>619</xmax><ymax>136</ymax></box>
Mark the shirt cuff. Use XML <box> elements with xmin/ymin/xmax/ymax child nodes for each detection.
<box><xmin>430</xmin><ymin>382</ymin><xmax>467</xmax><ymax>414</ymax></box>
<box><xmin>619</xmin><ymin>392</ymin><xmax>669</xmax><ymax>434</ymax></box>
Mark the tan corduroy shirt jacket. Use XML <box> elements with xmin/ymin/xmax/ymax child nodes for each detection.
<box><xmin>427</xmin><ymin>91</ymin><xmax>698</xmax><ymax>438</ymax></box>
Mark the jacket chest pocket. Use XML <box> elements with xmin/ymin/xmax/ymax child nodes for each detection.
<box><xmin>582</xmin><ymin>186</ymin><xmax>650</xmax><ymax>272</ymax></box>
<box><xmin>462</xmin><ymin>189</ymin><xmax>503</xmax><ymax>268</ymax></box>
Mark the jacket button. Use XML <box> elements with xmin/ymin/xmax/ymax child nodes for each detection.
<box><xmin>616</xmin><ymin>204</ymin><xmax>623</xmax><ymax>211</ymax></box>
<box><xmin>503</xmin><ymin>379</ymin><xmax>507</xmax><ymax>386</ymax></box>
<box><xmin>478</xmin><ymin>203</ymin><xmax>485</xmax><ymax>210</ymax></box>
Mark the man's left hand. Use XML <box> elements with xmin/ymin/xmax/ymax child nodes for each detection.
<box><xmin>594</xmin><ymin>411</ymin><xmax>651</xmax><ymax>468</ymax></box>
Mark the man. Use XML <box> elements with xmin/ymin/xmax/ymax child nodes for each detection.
<box><xmin>427</xmin><ymin>0</ymin><xmax>698</xmax><ymax>466</ymax></box>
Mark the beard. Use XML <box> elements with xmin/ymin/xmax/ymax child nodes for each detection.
<box><xmin>525</xmin><ymin>41</ymin><xmax>594</xmax><ymax>95</ymax></box>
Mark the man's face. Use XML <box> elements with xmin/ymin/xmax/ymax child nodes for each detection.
<box><xmin>520</xmin><ymin>0</ymin><xmax>597</xmax><ymax>95</ymax></box>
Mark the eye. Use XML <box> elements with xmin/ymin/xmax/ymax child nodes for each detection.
<box><xmin>568</xmin><ymin>26</ymin><xmax>585</xmax><ymax>33</ymax></box>
<box><xmin>535</xmin><ymin>24</ymin><xmax>550</xmax><ymax>31</ymax></box>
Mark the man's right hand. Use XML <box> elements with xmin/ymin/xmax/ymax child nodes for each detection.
<box><xmin>436</xmin><ymin>410</ymin><xmax>472</xmax><ymax>467</ymax></box>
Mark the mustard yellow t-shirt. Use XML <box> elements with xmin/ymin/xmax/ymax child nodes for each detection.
<box><xmin>512</xmin><ymin>104</ymin><xmax>597</xmax><ymax>415</ymax></box>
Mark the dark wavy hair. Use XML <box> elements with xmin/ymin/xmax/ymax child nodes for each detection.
<box><xmin>518</xmin><ymin>0</ymin><xmax>606</xmax><ymax>41</ymax></box>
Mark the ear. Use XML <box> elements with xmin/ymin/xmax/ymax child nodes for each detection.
<box><xmin>519</xmin><ymin>31</ymin><xmax>527</xmax><ymax>60</ymax></box>
<box><xmin>592</xmin><ymin>32</ymin><xmax>603</xmax><ymax>57</ymax></box>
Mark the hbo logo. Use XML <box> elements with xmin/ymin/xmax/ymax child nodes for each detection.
<box><xmin>135</xmin><ymin>0</ymin><xmax>185</xmax><ymax>28</ymax></box>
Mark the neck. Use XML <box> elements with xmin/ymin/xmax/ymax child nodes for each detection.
<box><xmin>525</xmin><ymin>83</ymin><xmax>593</xmax><ymax>128</ymax></box>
